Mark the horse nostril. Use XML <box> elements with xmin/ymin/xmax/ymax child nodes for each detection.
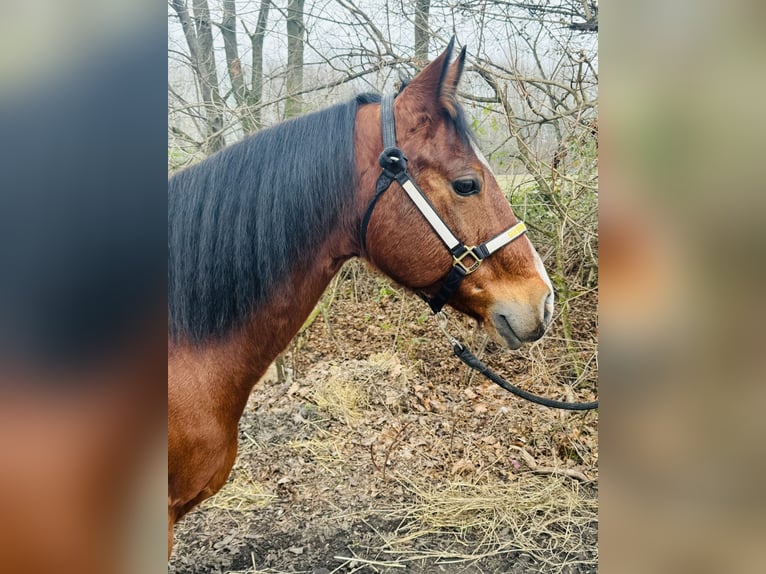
<box><xmin>531</xmin><ymin>323</ymin><xmax>546</xmax><ymax>341</ymax></box>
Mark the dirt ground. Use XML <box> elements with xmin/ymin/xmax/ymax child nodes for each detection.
<box><xmin>168</xmin><ymin>263</ymin><xmax>598</xmax><ymax>573</ymax></box>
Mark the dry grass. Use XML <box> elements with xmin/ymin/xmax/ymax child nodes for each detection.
<box><xmin>287</xmin><ymin>432</ymin><xmax>346</xmax><ymax>467</ymax></box>
<box><xmin>225</xmin><ymin>558</ymin><xmax>282</xmax><ymax>574</ymax></box>
<box><xmin>379</xmin><ymin>473</ymin><xmax>598</xmax><ymax>571</ymax></box>
<box><xmin>225</xmin><ymin>556</ymin><xmax>288</xmax><ymax>574</ymax></box>
<box><xmin>203</xmin><ymin>468</ymin><xmax>276</xmax><ymax>512</ymax></box>
<box><xmin>309</xmin><ymin>365</ymin><xmax>372</xmax><ymax>426</ymax></box>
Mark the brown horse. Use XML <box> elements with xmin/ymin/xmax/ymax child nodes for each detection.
<box><xmin>167</xmin><ymin>41</ymin><xmax>554</xmax><ymax>555</ymax></box>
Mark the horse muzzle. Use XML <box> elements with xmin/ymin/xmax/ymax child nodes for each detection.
<box><xmin>489</xmin><ymin>292</ymin><xmax>553</xmax><ymax>349</ymax></box>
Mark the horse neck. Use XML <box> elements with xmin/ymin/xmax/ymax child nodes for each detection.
<box><xmin>170</xmin><ymin>226</ymin><xmax>357</xmax><ymax>421</ymax></box>
<box><xmin>241</xmin><ymin>229</ymin><xmax>354</xmax><ymax>375</ymax></box>
<box><xmin>229</xmin><ymin>104</ymin><xmax>381</xmax><ymax>389</ymax></box>
<box><xmin>170</xmin><ymin>104</ymin><xmax>383</xmax><ymax>421</ymax></box>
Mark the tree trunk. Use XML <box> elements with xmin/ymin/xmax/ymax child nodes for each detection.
<box><xmin>171</xmin><ymin>0</ymin><xmax>226</xmax><ymax>152</ymax></box>
<box><xmin>248</xmin><ymin>0</ymin><xmax>271</xmax><ymax>130</ymax></box>
<box><xmin>192</xmin><ymin>0</ymin><xmax>226</xmax><ymax>152</ymax></box>
<box><xmin>414</xmin><ymin>0</ymin><xmax>430</xmax><ymax>64</ymax></box>
<box><xmin>285</xmin><ymin>0</ymin><xmax>305</xmax><ymax>118</ymax></box>
<box><xmin>221</xmin><ymin>0</ymin><xmax>251</xmax><ymax>132</ymax></box>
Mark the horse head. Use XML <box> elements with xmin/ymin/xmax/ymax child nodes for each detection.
<box><xmin>358</xmin><ymin>41</ymin><xmax>554</xmax><ymax>349</ymax></box>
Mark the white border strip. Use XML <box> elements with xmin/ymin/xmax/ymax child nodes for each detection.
<box><xmin>482</xmin><ymin>221</ymin><xmax>527</xmax><ymax>255</ymax></box>
<box><xmin>400</xmin><ymin>179</ymin><xmax>460</xmax><ymax>249</ymax></box>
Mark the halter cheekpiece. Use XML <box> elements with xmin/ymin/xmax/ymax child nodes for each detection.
<box><xmin>361</xmin><ymin>93</ymin><xmax>528</xmax><ymax>314</ymax></box>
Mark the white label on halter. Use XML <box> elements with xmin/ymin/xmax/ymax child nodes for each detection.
<box><xmin>400</xmin><ymin>179</ymin><xmax>461</xmax><ymax>250</ymax></box>
<box><xmin>483</xmin><ymin>221</ymin><xmax>527</xmax><ymax>255</ymax></box>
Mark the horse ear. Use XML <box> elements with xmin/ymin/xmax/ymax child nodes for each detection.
<box><xmin>399</xmin><ymin>37</ymin><xmax>458</xmax><ymax>111</ymax></box>
<box><xmin>440</xmin><ymin>45</ymin><xmax>467</xmax><ymax>118</ymax></box>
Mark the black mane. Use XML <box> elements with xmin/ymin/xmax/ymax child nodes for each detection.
<box><xmin>168</xmin><ymin>90</ymin><xmax>473</xmax><ymax>343</ymax></box>
<box><xmin>168</xmin><ymin>94</ymin><xmax>379</xmax><ymax>342</ymax></box>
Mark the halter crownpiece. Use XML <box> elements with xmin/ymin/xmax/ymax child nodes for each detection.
<box><xmin>361</xmin><ymin>93</ymin><xmax>528</xmax><ymax>313</ymax></box>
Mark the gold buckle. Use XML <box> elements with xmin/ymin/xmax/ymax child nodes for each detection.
<box><xmin>453</xmin><ymin>246</ymin><xmax>482</xmax><ymax>275</ymax></box>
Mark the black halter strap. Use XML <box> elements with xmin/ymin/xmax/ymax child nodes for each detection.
<box><xmin>380</xmin><ymin>93</ymin><xmax>396</xmax><ymax>149</ymax></box>
<box><xmin>360</xmin><ymin>94</ymin><xmax>527</xmax><ymax>313</ymax></box>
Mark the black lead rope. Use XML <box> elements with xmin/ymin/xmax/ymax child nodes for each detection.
<box><xmin>452</xmin><ymin>341</ymin><xmax>598</xmax><ymax>410</ymax></box>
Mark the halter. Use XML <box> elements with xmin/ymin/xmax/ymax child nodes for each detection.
<box><xmin>361</xmin><ymin>94</ymin><xmax>599</xmax><ymax>411</ymax></box>
<box><xmin>360</xmin><ymin>94</ymin><xmax>528</xmax><ymax>313</ymax></box>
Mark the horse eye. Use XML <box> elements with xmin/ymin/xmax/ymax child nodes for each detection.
<box><xmin>452</xmin><ymin>178</ymin><xmax>481</xmax><ymax>196</ymax></box>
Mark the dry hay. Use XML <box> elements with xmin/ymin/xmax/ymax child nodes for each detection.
<box><xmin>305</xmin><ymin>352</ymin><xmax>412</xmax><ymax>426</ymax></box>
<box><xmin>308</xmin><ymin>367</ymin><xmax>371</xmax><ymax>426</ymax></box>
<box><xmin>202</xmin><ymin>467</ymin><xmax>276</xmax><ymax>512</ymax></box>
<box><xmin>377</xmin><ymin>473</ymin><xmax>598</xmax><ymax>571</ymax></box>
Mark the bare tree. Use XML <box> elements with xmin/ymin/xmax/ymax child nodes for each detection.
<box><xmin>219</xmin><ymin>0</ymin><xmax>272</xmax><ymax>133</ymax></box>
<box><xmin>171</xmin><ymin>0</ymin><xmax>226</xmax><ymax>152</ymax></box>
<box><xmin>247</xmin><ymin>0</ymin><xmax>272</xmax><ymax>130</ymax></box>
<box><xmin>285</xmin><ymin>0</ymin><xmax>305</xmax><ymax>118</ymax></box>
<box><xmin>414</xmin><ymin>0</ymin><xmax>430</xmax><ymax>63</ymax></box>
